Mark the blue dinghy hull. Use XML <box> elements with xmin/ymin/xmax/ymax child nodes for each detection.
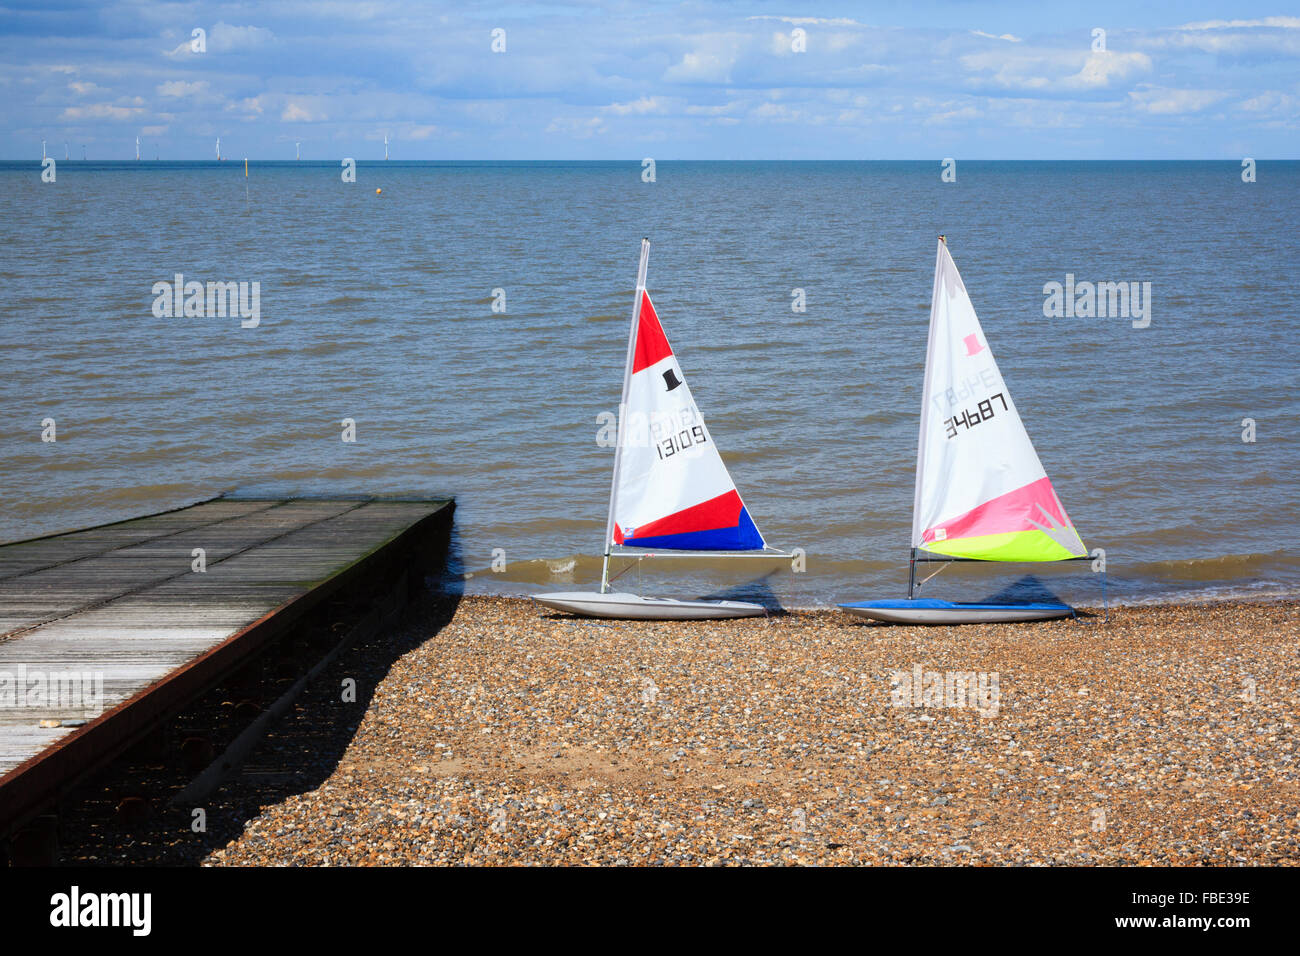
<box><xmin>838</xmin><ymin>598</ymin><xmax>1074</xmax><ymax>625</ymax></box>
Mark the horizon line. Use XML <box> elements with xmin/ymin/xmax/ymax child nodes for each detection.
<box><xmin>5</xmin><ymin>157</ymin><xmax>1296</xmax><ymax>163</ymax></box>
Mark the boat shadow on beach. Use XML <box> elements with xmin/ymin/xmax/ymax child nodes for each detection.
<box><xmin>698</xmin><ymin>574</ymin><xmax>790</xmax><ymax>616</ymax></box>
<box><xmin>976</xmin><ymin>574</ymin><xmax>1105</xmax><ymax>620</ymax></box>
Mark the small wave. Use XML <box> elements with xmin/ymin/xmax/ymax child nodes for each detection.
<box><xmin>1106</xmin><ymin>581</ymin><xmax>1299</xmax><ymax>607</ymax></box>
<box><xmin>693</xmin><ymin>340</ymin><xmax>787</xmax><ymax>353</ymax></box>
<box><xmin>297</xmin><ymin>340</ymin><xmax>355</xmax><ymax>357</ymax></box>
<box><xmin>1124</xmin><ymin>550</ymin><xmax>1296</xmax><ymax>583</ymax></box>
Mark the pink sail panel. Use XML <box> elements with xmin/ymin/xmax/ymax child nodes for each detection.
<box><xmin>921</xmin><ymin>476</ymin><xmax>1072</xmax><ymax>544</ymax></box>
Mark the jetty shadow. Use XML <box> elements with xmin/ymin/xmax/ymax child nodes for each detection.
<box><xmin>47</xmin><ymin>515</ymin><xmax>463</xmax><ymax>866</ymax></box>
<box><xmin>190</xmin><ymin>529</ymin><xmax>466</xmax><ymax>862</ymax></box>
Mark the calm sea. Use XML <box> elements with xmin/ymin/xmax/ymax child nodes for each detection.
<box><xmin>2</xmin><ymin>160</ymin><xmax>1296</xmax><ymax>607</ymax></box>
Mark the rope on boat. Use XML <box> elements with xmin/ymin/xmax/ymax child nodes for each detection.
<box><xmin>606</xmin><ymin>553</ymin><xmax>648</xmax><ymax>586</ymax></box>
<box><xmin>917</xmin><ymin>561</ymin><xmax>948</xmax><ymax>589</ymax></box>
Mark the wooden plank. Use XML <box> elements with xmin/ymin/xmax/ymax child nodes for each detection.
<box><xmin>0</xmin><ymin>496</ymin><xmax>453</xmax><ymax>828</ymax></box>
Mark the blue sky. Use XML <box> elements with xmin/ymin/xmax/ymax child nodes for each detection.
<box><xmin>2</xmin><ymin>1</ymin><xmax>1297</xmax><ymax>159</ymax></box>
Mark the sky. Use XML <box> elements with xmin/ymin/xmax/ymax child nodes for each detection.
<box><xmin>1</xmin><ymin>1</ymin><xmax>1297</xmax><ymax>159</ymax></box>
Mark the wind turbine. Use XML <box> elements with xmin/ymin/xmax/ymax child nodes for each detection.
<box><xmin>384</xmin><ymin>131</ymin><xmax>389</xmax><ymax>160</ymax></box>
<box><xmin>136</xmin><ymin>135</ymin><xmax>141</xmax><ymax>161</ymax></box>
<box><xmin>216</xmin><ymin>136</ymin><xmax>221</xmax><ymax>161</ymax></box>
<box><xmin>295</xmin><ymin>141</ymin><xmax>300</xmax><ymax>161</ymax></box>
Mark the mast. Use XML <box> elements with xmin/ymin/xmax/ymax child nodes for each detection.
<box><xmin>600</xmin><ymin>238</ymin><xmax>651</xmax><ymax>593</ymax></box>
<box><xmin>909</xmin><ymin>235</ymin><xmax>946</xmax><ymax>599</ymax></box>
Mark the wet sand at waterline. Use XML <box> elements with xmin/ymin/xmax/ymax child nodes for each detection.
<box><xmin>207</xmin><ymin>595</ymin><xmax>1298</xmax><ymax>866</ymax></box>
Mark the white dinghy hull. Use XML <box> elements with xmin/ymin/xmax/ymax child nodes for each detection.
<box><xmin>532</xmin><ymin>591</ymin><xmax>766</xmax><ymax>620</ymax></box>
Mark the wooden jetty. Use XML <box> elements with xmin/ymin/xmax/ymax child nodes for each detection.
<box><xmin>0</xmin><ymin>496</ymin><xmax>454</xmax><ymax>842</ymax></box>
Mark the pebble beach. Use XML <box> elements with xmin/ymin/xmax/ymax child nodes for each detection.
<box><xmin>206</xmin><ymin>596</ymin><xmax>1298</xmax><ymax>866</ymax></box>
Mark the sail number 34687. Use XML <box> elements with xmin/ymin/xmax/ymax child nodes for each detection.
<box><xmin>944</xmin><ymin>392</ymin><xmax>1009</xmax><ymax>439</ymax></box>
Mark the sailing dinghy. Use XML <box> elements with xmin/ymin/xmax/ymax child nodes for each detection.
<box><xmin>532</xmin><ymin>239</ymin><xmax>789</xmax><ymax>620</ymax></box>
<box><xmin>840</xmin><ymin>237</ymin><xmax>1093</xmax><ymax>625</ymax></box>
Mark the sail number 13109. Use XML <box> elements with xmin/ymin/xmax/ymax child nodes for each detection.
<box><xmin>656</xmin><ymin>424</ymin><xmax>708</xmax><ymax>459</ymax></box>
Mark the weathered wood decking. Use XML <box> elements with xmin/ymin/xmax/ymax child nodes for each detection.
<box><xmin>0</xmin><ymin>496</ymin><xmax>453</xmax><ymax>835</ymax></box>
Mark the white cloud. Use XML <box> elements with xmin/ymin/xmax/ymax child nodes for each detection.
<box><xmin>665</xmin><ymin>50</ymin><xmax>734</xmax><ymax>83</ymax></box>
<box><xmin>1149</xmin><ymin>17</ymin><xmax>1300</xmax><ymax>55</ymax></box>
<box><xmin>157</xmin><ymin>80</ymin><xmax>208</xmax><ymax>98</ymax></box>
<box><xmin>1240</xmin><ymin>91</ymin><xmax>1297</xmax><ymax>112</ymax></box>
<box><xmin>60</xmin><ymin>103</ymin><xmax>143</xmax><ymax>120</ymax></box>
<box><xmin>281</xmin><ymin>101</ymin><xmax>324</xmax><ymax>122</ymax></box>
<box><xmin>545</xmin><ymin>116</ymin><xmax>606</xmax><ymax>138</ymax></box>
<box><xmin>1177</xmin><ymin>17</ymin><xmax>1300</xmax><ymax>30</ymax></box>
<box><xmin>208</xmin><ymin>23</ymin><xmax>275</xmax><ymax>53</ymax></box>
<box><xmin>926</xmin><ymin>105</ymin><xmax>981</xmax><ymax>125</ymax></box>
<box><xmin>751</xmin><ymin>102</ymin><xmax>804</xmax><ymax>122</ymax></box>
<box><xmin>746</xmin><ymin>16</ymin><xmax>865</xmax><ymax>27</ymax></box>
<box><xmin>971</xmin><ymin>31</ymin><xmax>1022</xmax><ymax>43</ymax></box>
<box><xmin>684</xmin><ymin>102</ymin><xmax>739</xmax><ymax>116</ymax></box>
<box><xmin>1128</xmin><ymin>86</ymin><xmax>1227</xmax><ymax>115</ymax></box>
<box><xmin>962</xmin><ymin>48</ymin><xmax>1151</xmax><ymax>92</ymax></box>
<box><xmin>228</xmin><ymin>96</ymin><xmax>266</xmax><ymax>116</ymax></box>
<box><xmin>663</xmin><ymin>35</ymin><xmax>745</xmax><ymax>83</ymax></box>
<box><xmin>603</xmin><ymin>96</ymin><xmax>668</xmax><ymax>116</ymax></box>
<box><xmin>1066</xmin><ymin>51</ymin><xmax>1152</xmax><ymax>89</ymax></box>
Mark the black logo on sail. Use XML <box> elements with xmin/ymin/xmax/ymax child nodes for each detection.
<box><xmin>662</xmin><ymin>369</ymin><xmax>682</xmax><ymax>391</ymax></box>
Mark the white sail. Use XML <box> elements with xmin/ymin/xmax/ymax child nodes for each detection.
<box><xmin>605</xmin><ymin>241</ymin><xmax>765</xmax><ymax>554</ymax></box>
<box><xmin>911</xmin><ymin>238</ymin><xmax>1086</xmax><ymax>562</ymax></box>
